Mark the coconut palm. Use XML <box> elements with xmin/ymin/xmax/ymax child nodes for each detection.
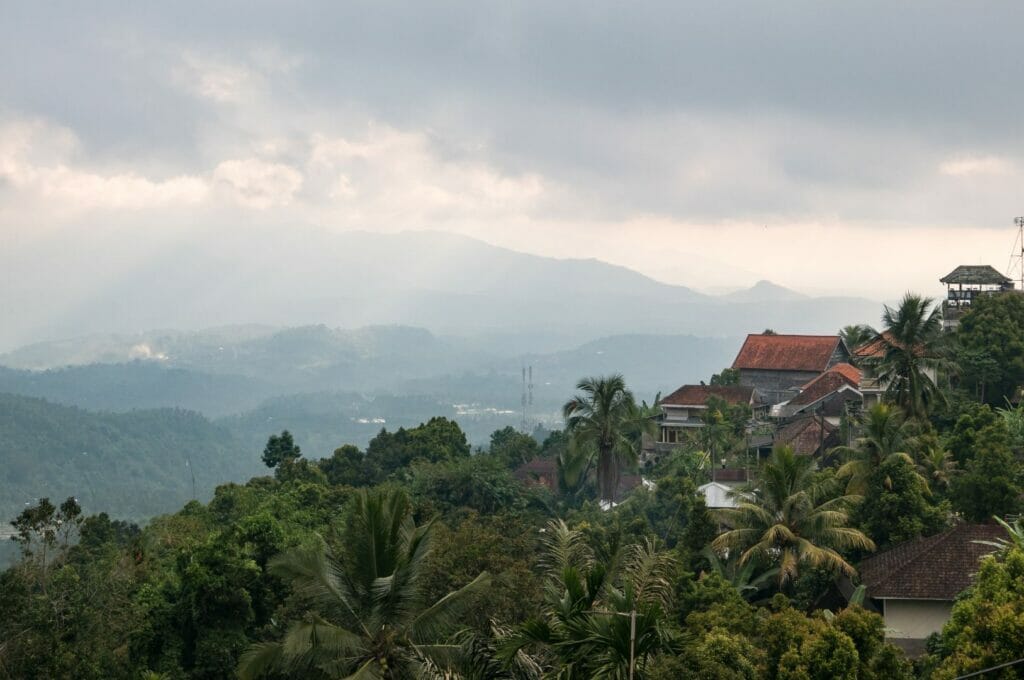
<box><xmin>839</xmin><ymin>324</ymin><xmax>875</xmax><ymax>352</ymax></box>
<box><xmin>712</xmin><ymin>446</ymin><xmax>875</xmax><ymax>587</ymax></box>
<box><xmin>868</xmin><ymin>293</ymin><xmax>952</xmax><ymax>419</ymax></box>
<box><xmin>237</xmin><ymin>488</ymin><xmax>490</xmax><ymax>680</ymax></box>
<box><xmin>562</xmin><ymin>375</ymin><xmax>647</xmax><ymax>502</ymax></box>
<box><xmin>832</xmin><ymin>403</ymin><xmax>920</xmax><ymax>495</ymax></box>
<box><xmin>917</xmin><ymin>445</ymin><xmax>959</xmax><ymax>494</ymax></box>
<box><xmin>501</xmin><ymin>521</ymin><xmax>678</xmax><ymax>679</ymax></box>
<box><xmin>699</xmin><ymin>546</ymin><xmax>779</xmax><ymax>602</ymax></box>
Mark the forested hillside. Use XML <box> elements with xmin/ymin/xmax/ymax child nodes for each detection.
<box><xmin>0</xmin><ymin>394</ymin><xmax>258</xmax><ymax>522</ymax></box>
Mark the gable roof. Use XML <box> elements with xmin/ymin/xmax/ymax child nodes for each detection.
<box><xmin>790</xmin><ymin>364</ymin><xmax>862</xmax><ymax>408</ymax></box>
<box><xmin>940</xmin><ymin>265</ymin><xmax>1012</xmax><ymax>286</ymax></box>
<box><xmin>661</xmin><ymin>384</ymin><xmax>757</xmax><ymax>408</ymax></box>
<box><xmin>732</xmin><ymin>334</ymin><xmax>843</xmax><ymax>372</ymax></box>
<box><xmin>775</xmin><ymin>416</ymin><xmax>839</xmax><ymax>456</ymax></box>
<box><xmin>858</xmin><ymin>523</ymin><xmax>1006</xmax><ymax>600</ymax></box>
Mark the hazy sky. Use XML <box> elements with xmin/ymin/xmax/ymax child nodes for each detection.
<box><xmin>3</xmin><ymin>1</ymin><xmax>1024</xmax><ymax>299</ymax></box>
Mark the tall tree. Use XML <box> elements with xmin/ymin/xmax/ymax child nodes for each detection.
<box><xmin>262</xmin><ymin>430</ymin><xmax>301</xmax><ymax>468</ymax></box>
<box><xmin>839</xmin><ymin>324</ymin><xmax>874</xmax><ymax>352</ymax></box>
<box><xmin>237</xmin><ymin>488</ymin><xmax>490</xmax><ymax>679</ymax></box>
<box><xmin>956</xmin><ymin>292</ymin><xmax>1024</xmax><ymax>406</ymax></box>
<box><xmin>562</xmin><ymin>375</ymin><xmax>645</xmax><ymax>502</ymax></box>
<box><xmin>712</xmin><ymin>446</ymin><xmax>875</xmax><ymax>587</ymax></box>
<box><xmin>833</xmin><ymin>403</ymin><xmax>919</xmax><ymax>495</ymax></box>
<box><xmin>868</xmin><ymin>293</ymin><xmax>951</xmax><ymax>419</ymax></box>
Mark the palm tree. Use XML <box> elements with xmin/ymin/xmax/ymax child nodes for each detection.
<box><xmin>839</xmin><ymin>324</ymin><xmax>875</xmax><ymax>352</ymax></box>
<box><xmin>237</xmin><ymin>488</ymin><xmax>490</xmax><ymax>679</ymax></box>
<box><xmin>868</xmin><ymin>293</ymin><xmax>951</xmax><ymax>419</ymax></box>
<box><xmin>501</xmin><ymin>521</ymin><xmax>678</xmax><ymax>679</ymax></box>
<box><xmin>563</xmin><ymin>375</ymin><xmax>647</xmax><ymax>502</ymax></box>
<box><xmin>833</xmin><ymin>403</ymin><xmax>919</xmax><ymax>495</ymax></box>
<box><xmin>917</xmin><ymin>445</ymin><xmax>959</xmax><ymax>494</ymax></box>
<box><xmin>699</xmin><ymin>546</ymin><xmax>778</xmax><ymax>602</ymax></box>
<box><xmin>712</xmin><ymin>446</ymin><xmax>875</xmax><ymax>587</ymax></box>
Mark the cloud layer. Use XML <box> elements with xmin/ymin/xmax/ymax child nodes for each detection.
<box><xmin>2</xmin><ymin>1</ymin><xmax>1024</xmax><ymax>305</ymax></box>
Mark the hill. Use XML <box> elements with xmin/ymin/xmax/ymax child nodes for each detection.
<box><xmin>0</xmin><ymin>229</ymin><xmax>879</xmax><ymax>352</ymax></box>
<box><xmin>0</xmin><ymin>394</ymin><xmax>259</xmax><ymax>524</ymax></box>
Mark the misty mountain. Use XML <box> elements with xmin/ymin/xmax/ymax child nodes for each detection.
<box><xmin>720</xmin><ymin>280</ymin><xmax>808</xmax><ymax>303</ymax></box>
<box><xmin>1</xmin><ymin>229</ymin><xmax>880</xmax><ymax>352</ymax></box>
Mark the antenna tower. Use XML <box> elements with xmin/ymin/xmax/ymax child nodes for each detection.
<box><xmin>1012</xmin><ymin>217</ymin><xmax>1024</xmax><ymax>291</ymax></box>
<box><xmin>521</xmin><ymin>366</ymin><xmax>528</xmax><ymax>432</ymax></box>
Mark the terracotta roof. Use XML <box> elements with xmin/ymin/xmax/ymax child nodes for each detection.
<box><xmin>858</xmin><ymin>523</ymin><xmax>1006</xmax><ymax>600</ymax></box>
<box><xmin>661</xmin><ymin>384</ymin><xmax>757</xmax><ymax>407</ymax></box>
<box><xmin>732</xmin><ymin>334</ymin><xmax>842</xmax><ymax>372</ymax></box>
<box><xmin>790</xmin><ymin>365</ymin><xmax>862</xmax><ymax>408</ymax></box>
<box><xmin>853</xmin><ymin>331</ymin><xmax>928</xmax><ymax>360</ymax></box>
<box><xmin>940</xmin><ymin>265</ymin><xmax>1012</xmax><ymax>286</ymax></box>
<box><xmin>513</xmin><ymin>458</ymin><xmax>558</xmax><ymax>490</ymax></box>
<box><xmin>776</xmin><ymin>416</ymin><xmax>839</xmax><ymax>456</ymax></box>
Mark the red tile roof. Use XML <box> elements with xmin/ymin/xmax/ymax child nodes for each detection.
<box><xmin>732</xmin><ymin>334</ymin><xmax>842</xmax><ymax>372</ymax></box>
<box><xmin>790</xmin><ymin>364</ymin><xmax>862</xmax><ymax>408</ymax></box>
<box><xmin>858</xmin><ymin>523</ymin><xmax>1006</xmax><ymax>600</ymax></box>
<box><xmin>711</xmin><ymin>468</ymin><xmax>749</xmax><ymax>483</ymax></box>
<box><xmin>661</xmin><ymin>384</ymin><xmax>757</xmax><ymax>407</ymax></box>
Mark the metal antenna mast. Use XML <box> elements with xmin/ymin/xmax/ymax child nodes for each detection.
<box><xmin>521</xmin><ymin>365</ymin><xmax>528</xmax><ymax>432</ymax></box>
<box><xmin>1013</xmin><ymin>217</ymin><xmax>1024</xmax><ymax>291</ymax></box>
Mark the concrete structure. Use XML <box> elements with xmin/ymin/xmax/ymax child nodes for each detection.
<box><xmin>698</xmin><ymin>481</ymin><xmax>737</xmax><ymax>509</ymax></box>
<box><xmin>731</xmin><ymin>334</ymin><xmax>850</xmax><ymax>406</ymax></box>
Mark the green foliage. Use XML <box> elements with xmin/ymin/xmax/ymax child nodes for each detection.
<box><xmin>956</xmin><ymin>292</ymin><xmax>1024</xmax><ymax>405</ymax></box>
<box><xmin>933</xmin><ymin>547</ymin><xmax>1024</xmax><ymax>679</ymax></box>
<box><xmin>563</xmin><ymin>374</ymin><xmax>652</xmax><ymax>502</ymax></box>
<box><xmin>365</xmin><ymin>416</ymin><xmax>471</xmax><ymax>476</ymax></box>
<box><xmin>237</xmin><ymin>487</ymin><xmax>490</xmax><ymax>679</ymax></box>
<box><xmin>853</xmin><ymin>455</ymin><xmax>948</xmax><ymax>549</ymax></box>
<box><xmin>866</xmin><ymin>293</ymin><xmax>951</xmax><ymax>419</ymax></box>
<box><xmin>951</xmin><ymin>443</ymin><xmax>1023</xmax><ymax>522</ymax></box>
<box><xmin>0</xmin><ymin>393</ymin><xmax>256</xmax><ymax>523</ymax></box>
<box><xmin>261</xmin><ymin>429</ymin><xmax>301</xmax><ymax>468</ymax></box>
<box><xmin>710</xmin><ymin>367</ymin><xmax>741</xmax><ymax>386</ymax></box>
<box><xmin>489</xmin><ymin>426</ymin><xmax>541</xmax><ymax>469</ymax></box>
<box><xmin>713</xmin><ymin>446</ymin><xmax>874</xmax><ymax>587</ymax></box>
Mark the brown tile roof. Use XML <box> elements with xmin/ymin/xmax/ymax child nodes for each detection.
<box><xmin>711</xmin><ymin>468</ymin><xmax>749</xmax><ymax>483</ymax></box>
<box><xmin>776</xmin><ymin>416</ymin><xmax>839</xmax><ymax>456</ymax></box>
<box><xmin>858</xmin><ymin>523</ymin><xmax>1006</xmax><ymax>600</ymax></box>
<box><xmin>790</xmin><ymin>365</ymin><xmax>861</xmax><ymax>408</ymax></box>
<box><xmin>513</xmin><ymin>458</ymin><xmax>558</xmax><ymax>491</ymax></box>
<box><xmin>853</xmin><ymin>331</ymin><xmax>928</xmax><ymax>360</ymax></box>
<box><xmin>732</xmin><ymin>334</ymin><xmax>842</xmax><ymax>372</ymax></box>
<box><xmin>661</xmin><ymin>384</ymin><xmax>757</xmax><ymax>407</ymax></box>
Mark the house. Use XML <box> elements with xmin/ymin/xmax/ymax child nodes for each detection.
<box><xmin>513</xmin><ymin>457</ymin><xmax>643</xmax><ymax>500</ymax></box>
<box><xmin>731</xmin><ymin>334</ymin><xmax>851</xmax><ymax>406</ymax></box>
<box><xmin>773</xmin><ymin>363</ymin><xmax>862</xmax><ymax>423</ymax></box>
<box><xmin>853</xmin><ymin>523</ymin><xmax>1006</xmax><ymax>655</ymax></box>
<box><xmin>940</xmin><ymin>264</ymin><xmax>1015</xmax><ymax>330</ymax></box>
<box><xmin>651</xmin><ymin>384</ymin><xmax>763</xmax><ymax>450</ymax></box>
<box><xmin>774</xmin><ymin>415</ymin><xmax>841</xmax><ymax>459</ymax></box>
<box><xmin>699</xmin><ymin>481</ymin><xmax>738</xmax><ymax>509</ymax></box>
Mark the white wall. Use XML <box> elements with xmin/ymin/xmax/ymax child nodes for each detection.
<box><xmin>882</xmin><ymin>600</ymin><xmax>953</xmax><ymax>639</ymax></box>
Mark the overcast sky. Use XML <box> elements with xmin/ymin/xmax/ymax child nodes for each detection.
<box><xmin>3</xmin><ymin>1</ymin><xmax>1024</xmax><ymax>301</ymax></box>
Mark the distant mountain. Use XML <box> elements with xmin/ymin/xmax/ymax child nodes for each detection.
<box><xmin>721</xmin><ymin>280</ymin><xmax>808</xmax><ymax>303</ymax></box>
<box><xmin>0</xmin><ymin>394</ymin><xmax>257</xmax><ymax>523</ymax></box>
<box><xmin>0</xmin><ymin>228</ymin><xmax>879</xmax><ymax>352</ymax></box>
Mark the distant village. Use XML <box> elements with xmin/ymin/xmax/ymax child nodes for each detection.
<box><xmin>516</xmin><ymin>262</ymin><xmax>1020</xmax><ymax>655</ymax></box>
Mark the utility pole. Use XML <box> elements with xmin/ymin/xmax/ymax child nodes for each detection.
<box><xmin>629</xmin><ymin>608</ymin><xmax>637</xmax><ymax>680</ymax></box>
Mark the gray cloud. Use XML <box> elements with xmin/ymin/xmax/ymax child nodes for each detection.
<box><xmin>2</xmin><ymin>0</ymin><xmax>1023</xmax><ymax>318</ymax></box>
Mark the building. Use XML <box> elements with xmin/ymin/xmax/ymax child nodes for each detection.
<box><xmin>940</xmin><ymin>264</ymin><xmax>1014</xmax><ymax>330</ymax></box>
<box><xmin>731</xmin><ymin>334</ymin><xmax>851</xmax><ymax>406</ymax></box>
<box><xmin>773</xmin><ymin>363</ymin><xmax>862</xmax><ymax>423</ymax></box>
<box><xmin>853</xmin><ymin>523</ymin><xmax>1006</xmax><ymax>655</ymax></box>
<box><xmin>651</xmin><ymin>384</ymin><xmax>763</xmax><ymax>451</ymax></box>
<box><xmin>773</xmin><ymin>415</ymin><xmax>841</xmax><ymax>459</ymax></box>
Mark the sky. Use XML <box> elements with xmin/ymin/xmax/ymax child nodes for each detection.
<box><xmin>2</xmin><ymin>1</ymin><xmax>1024</xmax><ymax>303</ymax></box>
